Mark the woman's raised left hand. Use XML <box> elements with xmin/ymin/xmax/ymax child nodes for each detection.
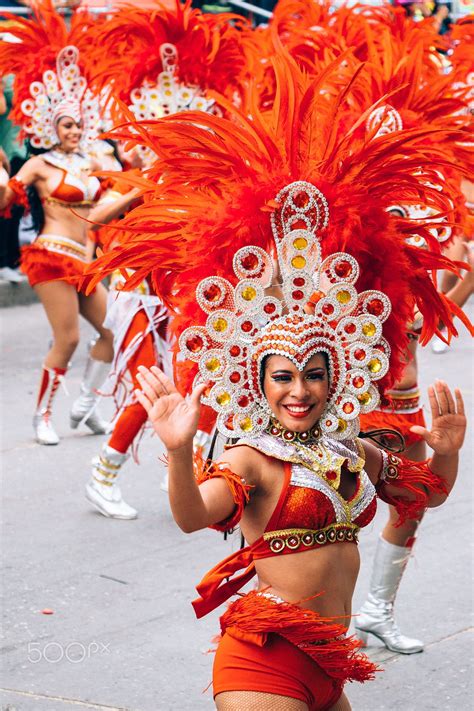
<box><xmin>410</xmin><ymin>380</ymin><xmax>466</xmax><ymax>455</ymax></box>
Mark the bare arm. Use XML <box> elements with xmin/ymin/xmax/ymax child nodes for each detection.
<box><xmin>0</xmin><ymin>156</ymin><xmax>43</xmax><ymax>210</ymax></box>
<box><xmin>88</xmin><ymin>188</ymin><xmax>140</xmax><ymax>231</ymax></box>
<box><xmin>134</xmin><ymin>365</ymin><xmax>243</xmax><ymax>533</ymax></box>
<box><xmin>363</xmin><ymin>380</ymin><xmax>466</xmax><ymax>508</ymax></box>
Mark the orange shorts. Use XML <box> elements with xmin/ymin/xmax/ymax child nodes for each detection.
<box><xmin>213</xmin><ymin>631</ymin><xmax>343</xmax><ymax>711</ymax></box>
<box><xmin>21</xmin><ymin>235</ymin><xmax>89</xmax><ymax>288</ymax></box>
<box><xmin>359</xmin><ymin>407</ymin><xmax>426</xmax><ymax>450</ymax></box>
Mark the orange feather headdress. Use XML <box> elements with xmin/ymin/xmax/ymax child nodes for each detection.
<box><xmin>82</xmin><ymin>0</ymin><xmax>254</xmax><ymax>125</ymax></box>
<box><xmin>82</xmin><ymin>54</ymin><xmax>469</xmax><ymax>425</ymax></box>
<box><xmin>0</xmin><ymin>0</ymin><xmax>101</xmax><ymax>148</ymax></box>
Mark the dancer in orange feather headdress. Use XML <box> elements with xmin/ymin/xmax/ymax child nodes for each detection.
<box><xmin>82</xmin><ymin>53</ymin><xmax>468</xmax><ymax>709</ymax></box>
<box><xmin>79</xmin><ymin>0</ymin><xmax>254</xmax><ymax>520</ymax></box>
<box><xmin>0</xmin><ymin>0</ymin><xmax>127</xmax><ymax>446</ymax></box>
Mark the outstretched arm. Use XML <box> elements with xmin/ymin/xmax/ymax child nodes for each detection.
<box><xmin>135</xmin><ymin>365</ymin><xmax>243</xmax><ymax>533</ymax></box>
<box><xmin>363</xmin><ymin>380</ymin><xmax>466</xmax><ymax>515</ymax></box>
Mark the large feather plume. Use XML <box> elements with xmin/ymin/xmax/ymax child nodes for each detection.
<box><xmin>82</xmin><ymin>0</ymin><xmax>254</xmax><ymax>119</ymax></box>
<box><xmin>82</xmin><ymin>53</ymin><xmax>470</xmax><ymax>393</ymax></box>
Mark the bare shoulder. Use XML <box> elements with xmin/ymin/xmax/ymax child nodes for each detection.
<box><xmin>359</xmin><ymin>438</ymin><xmax>382</xmax><ymax>484</ymax></box>
<box><xmin>215</xmin><ymin>444</ymin><xmax>268</xmax><ymax>489</ymax></box>
<box><xmin>18</xmin><ymin>155</ymin><xmax>48</xmax><ymax>182</ymax></box>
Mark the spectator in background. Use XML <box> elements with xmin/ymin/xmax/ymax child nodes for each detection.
<box><xmin>0</xmin><ymin>76</ymin><xmax>28</xmax><ymax>282</ymax></box>
<box><xmin>397</xmin><ymin>0</ymin><xmax>451</xmax><ymax>33</ymax></box>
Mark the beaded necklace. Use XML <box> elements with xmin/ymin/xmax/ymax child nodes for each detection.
<box><xmin>266</xmin><ymin>419</ymin><xmax>342</xmax><ymax>489</ymax></box>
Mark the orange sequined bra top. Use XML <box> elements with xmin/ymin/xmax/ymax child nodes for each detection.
<box><xmin>41</xmin><ymin>150</ymin><xmax>102</xmax><ymax>207</ymax></box>
<box><xmin>192</xmin><ymin>428</ymin><xmax>377</xmax><ymax>618</ymax></box>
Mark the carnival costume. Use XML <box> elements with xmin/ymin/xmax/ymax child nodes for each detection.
<box><xmin>0</xmin><ymin>0</ymin><xmax>111</xmax><ymax>445</ymax></box>
<box><xmin>79</xmin><ymin>0</ymin><xmax>252</xmax><ymax>517</ymax></box>
<box><xmin>78</xmin><ymin>47</ymin><xmax>466</xmax><ymax>704</ymax></box>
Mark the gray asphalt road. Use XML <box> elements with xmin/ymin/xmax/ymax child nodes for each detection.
<box><xmin>1</xmin><ymin>301</ymin><xmax>473</xmax><ymax>711</ymax></box>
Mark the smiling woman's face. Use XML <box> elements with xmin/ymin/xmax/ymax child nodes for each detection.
<box><xmin>56</xmin><ymin>116</ymin><xmax>82</xmax><ymax>152</ymax></box>
<box><xmin>262</xmin><ymin>353</ymin><xmax>329</xmax><ymax>432</ymax></box>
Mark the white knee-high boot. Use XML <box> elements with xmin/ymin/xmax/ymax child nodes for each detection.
<box><xmin>355</xmin><ymin>535</ymin><xmax>423</xmax><ymax>654</ymax></box>
<box><xmin>33</xmin><ymin>365</ymin><xmax>67</xmax><ymax>445</ymax></box>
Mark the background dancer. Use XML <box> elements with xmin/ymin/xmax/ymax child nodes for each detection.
<box><xmin>0</xmin><ymin>2</ymin><xmax>117</xmax><ymax>444</ymax></box>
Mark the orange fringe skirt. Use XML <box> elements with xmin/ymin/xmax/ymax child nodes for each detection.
<box><xmin>213</xmin><ymin>591</ymin><xmax>378</xmax><ymax>710</ymax></box>
<box><xmin>21</xmin><ymin>235</ymin><xmax>90</xmax><ymax>289</ymax></box>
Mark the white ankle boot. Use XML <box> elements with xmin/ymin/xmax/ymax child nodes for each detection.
<box><xmin>356</xmin><ymin>536</ymin><xmax>423</xmax><ymax>654</ymax></box>
<box><xmin>33</xmin><ymin>366</ymin><xmax>66</xmax><ymax>445</ymax></box>
<box><xmin>85</xmin><ymin>444</ymin><xmax>137</xmax><ymax>519</ymax></box>
<box><xmin>70</xmin><ymin>357</ymin><xmax>111</xmax><ymax>434</ymax></box>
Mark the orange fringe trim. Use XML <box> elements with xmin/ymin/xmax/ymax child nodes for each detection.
<box><xmin>220</xmin><ymin>591</ymin><xmax>379</xmax><ymax>684</ymax></box>
<box><xmin>0</xmin><ymin>178</ymin><xmax>29</xmax><ymax>218</ymax></box>
<box><xmin>359</xmin><ymin>408</ymin><xmax>426</xmax><ymax>450</ymax></box>
<box><xmin>377</xmin><ymin>457</ymin><xmax>448</xmax><ymax>525</ymax></box>
<box><xmin>20</xmin><ymin>243</ymin><xmax>90</xmax><ymax>289</ymax></box>
<box><xmin>194</xmin><ymin>452</ymin><xmax>252</xmax><ymax>532</ymax></box>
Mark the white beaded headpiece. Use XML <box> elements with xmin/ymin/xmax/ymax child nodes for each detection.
<box><xmin>129</xmin><ymin>43</ymin><xmax>217</xmax><ymax>166</ymax></box>
<box><xmin>20</xmin><ymin>46</ymin><xmax>100</xmax><ymax>150</ymax></box>
<box><xmin>179</xmin><ymin>181</ymin><xmax>392</xmax><ymax>440</ymax></box>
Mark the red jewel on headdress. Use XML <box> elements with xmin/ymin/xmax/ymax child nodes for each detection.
<box><xmin>230</xmin><ymin>345</ymin><xmax>241</xmax><ymax>357</ymax></box>
<box><xmin>185</xmin><ymin>334</ymin><xmax>204</xmax><ymax>352</ymax></box>
<box><xmin>241</xmin><ymin>253</ymin><xmax>259</xmax><ymax>270</ymax></box>
<box><xmin>367</xmin><ymin>298</ymin><xmax>384</xmax><ymax>316</ymax></box>
<box><xmin>230</xmin><ymin>371</ymin><xmax>241</xmax><ymax>383</ymax></box>
<box><xmin>334</xmin><ymin>260</ymin><xmax>352</xmax><ymax>278</ymax></box>
<box><xmin>264</xmin><ymin>303</ymin><xmax>276</xmax><ymax>314</ymax></box>
<box><xmin>344</xmin><ymin>323</ymin><xmax>356</xmax><ymax>335</ymax></box>
<box><xmin>203</xmin><ymin>284</ymin><xmax>222</xmax><ymax>302</ymax></box>
<box><xmin>238</xmin><ymin>395</ymin><xmax>249</xmax><ymax>408</ymax></box>
<box><xmin>342</xmin><ymin>402</ymin><xmax>355</xmax><ymax>414</ymax></box>
<box><xmin>322</xmin><ymin>303</ymin><xmax>335</xmax><ymax>316</ymax></box>
<box><xmin>354</xmin><ymin>348</ymin><xmax>366</xmax><ymax>361</ymax></box>
<box><xmin>292</xmin><ymin>218</ymin><xmax>307</xmax><ymax>230</ymax></box>
<box><xmin>241</xmin><ymin>321</ymin><xmax>253</xmax><ymax>333</ymax></box>
<box><xmin>293</xmin><ymin>277</ymin><xmax>305</xmax><ymax>287</ymax></box>
<box><xmin>292</xmin><ymin>290</ymin><xmax>304</xmax><ymax>300</ymax></box>
<box><xmin>353</xmin><ymin>376</ymin><xmax>364</xmax><ymax>388</ymax></box>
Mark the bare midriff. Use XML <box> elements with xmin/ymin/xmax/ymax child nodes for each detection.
<box><xmin>254</xmin><ymin>544</ymin><xmax>360</xmax><ymax>629</ymax></box>
<box><xmin>41</xmin><ymin>201</ymin><xmax>92</xmax><ymax>245</ymax></box>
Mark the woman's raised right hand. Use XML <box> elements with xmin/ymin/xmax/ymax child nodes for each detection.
<box><xmin>135</xmin><ymin>365</ymin><xmax>207</xmax><ymax>452</ymax></box>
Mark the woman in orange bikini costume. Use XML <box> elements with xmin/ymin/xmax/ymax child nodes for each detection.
<box><xmin>0</xmin><ymin>38</ymin><xmax>137</xmax><ymax>445</ymax></box>
<box><xmin>81</xmin><ymin>54</ymin><xmax>466</xmax><ymax>708</ymax></box>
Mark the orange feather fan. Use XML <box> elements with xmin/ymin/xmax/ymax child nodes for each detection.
<box><xmin>82</xmin><ymin>53</ymin><xmax>469</xmax><ymax>396</ymax></box>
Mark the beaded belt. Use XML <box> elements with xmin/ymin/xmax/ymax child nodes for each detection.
<box><xmin>263</xmin><ymin>523</ymin><xmax>359</xmax><ymax>553</ymax></box>
<box><xmin>380</xmin><ymin>385</ymin><xmax>420</xmax><ymax>414</ymax></box>
<box><xmin>35</xmin><ymin>235</ymin><xmax>88</xmax><ymax>263</ymax></box>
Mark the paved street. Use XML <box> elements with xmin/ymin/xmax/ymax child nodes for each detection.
<box><xmin>1</xmin><ymin>300</ymin><xmax>473</xmax><ymax>711</ymax></box>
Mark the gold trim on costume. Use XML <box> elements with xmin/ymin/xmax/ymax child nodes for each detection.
<box><xmin>35</xmin><ymin>235</ymin><xmax>88</xmax><ymax>262</ymax></box>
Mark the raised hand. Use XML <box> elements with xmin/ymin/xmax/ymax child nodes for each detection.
<box><xmin>135</xmin><ymin>365</ymin><xmax>207</xmax><ymax>452</ymax></box>
<box><xmin>410</xmin><ymin>380</ymin><xmax>466</xmax><ymax>455</ymax></box>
